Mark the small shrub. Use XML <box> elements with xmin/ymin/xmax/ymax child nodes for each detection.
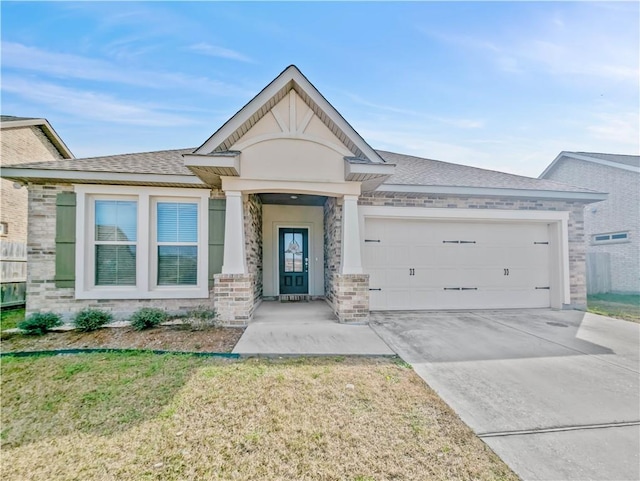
<box><xmin>185</xmin><ymin>305</ymin><xmax>217</xmax><ymax>330</ymax></box>
<box><xmin>74</xmin><ymin>308</ymin><xmax>112</xmax><ymax>332</ymax></box>
<box><xmin>18</xmin><ymin>312</ymin><xmax>62</xmax><ymax>335</ymax></box>
<box><xmin>130</xmin><ymin>308</ymin><xmax>167</xmax><ymax>331</ymax></box>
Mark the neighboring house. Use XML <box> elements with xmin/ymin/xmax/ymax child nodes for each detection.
<box><xmin>0</xmin><ymin>116</ymin><xmax>74</xmax><ymax>307</ymax></box>
<box><xmin>540</xmin><ymin>152</ymin><xmax>640</xmax><ymax>294</ymax></box>
<box><xmin>0</xmin><ymin>66</ymin><xmax>606</xmax><ymax>324</ymax></box>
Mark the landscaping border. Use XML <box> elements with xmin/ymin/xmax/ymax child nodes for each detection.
<box><xmin>0</xmin><ymin>348</ymin><xmax>240</xmax><ymax>358</ymax></box>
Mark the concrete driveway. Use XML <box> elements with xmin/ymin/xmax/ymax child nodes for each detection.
<box><xmin>370</xmin><ymin>309</ymin><xmax>640</xmax><ymax>481</ymax></box>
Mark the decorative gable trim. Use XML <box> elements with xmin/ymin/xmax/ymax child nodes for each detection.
<box><xmin>193</xmin><ymin>65</ymin><xmax>386</xmax><ymax>165</ymax></box>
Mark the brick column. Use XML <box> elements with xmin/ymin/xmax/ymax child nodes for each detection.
<box><xmin>333</xmin><ymin>273</ymin><xmax>369</xmax><ymax>323</ymax></box>
<box><xmin>213</xmin><ymin>273</ymin><xmax>256</xmax><ymax>326</ymax></box>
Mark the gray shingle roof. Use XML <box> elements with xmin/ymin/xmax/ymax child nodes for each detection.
<box><xmin>5</xmin><ymin>148</ymin><xmax>195</xmax><ymax>176</ymax></box>
<box><xmin>569</xmin><ymin>152</ymin><xmax>640</xmax><ymax>168</ymax></box>
<box><xmin>0</xmin><ymin>115</ymin><xmax>39</xmax><ymax>122</ymax></box>
<box><xmin>377</xmin><ymin>150</ymin><xmax>598</xmax><ymax>193</ymax></box>
<box><xmin>4</xmin><ymin>146</ymin><xmax>601</xmax><ymax>194</ymax></box>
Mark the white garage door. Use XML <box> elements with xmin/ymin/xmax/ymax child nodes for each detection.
<box><xmin>363</xmin><ymin>218</ymin><xmax>551</xmax><ymax>310</ymax></box>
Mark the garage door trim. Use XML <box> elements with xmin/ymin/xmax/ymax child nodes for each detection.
<box><xmin>359</xmin><ymin>206</ymin><xmax>570</xmax><ymax>308</ymax></box>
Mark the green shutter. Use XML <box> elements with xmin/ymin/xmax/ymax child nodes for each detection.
<box><xmin>208</xmin><ymin>198</ymin><xmax>226</xmax><ymax>287</ymax></box>
<box><xmin>55</xmin><ymin>192</ymin><xmax>76</xmax><ymax>288</ymax></box>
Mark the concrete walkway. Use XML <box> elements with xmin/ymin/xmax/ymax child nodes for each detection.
<box><xmin>232</xmin><ymin>300</ymin><xmax>394</xmax><ymax>356</ymax></box>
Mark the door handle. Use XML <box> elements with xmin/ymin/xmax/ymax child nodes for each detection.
<box><xmin>304</xmin><ymin>257</ymin><xmax>309</xmax><ymax>273</ymax></box>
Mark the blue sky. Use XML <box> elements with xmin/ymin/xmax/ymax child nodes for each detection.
<box><xmin>2</xmin><ymin>1</ymin><xmax>638</xmax><ymax>177</ymax></box>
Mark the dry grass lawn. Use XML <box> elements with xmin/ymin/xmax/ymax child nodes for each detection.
<box><xmin>1</xmin><ymin>353</ymin><xmax>518</xmax><ymax>481</ymax></box>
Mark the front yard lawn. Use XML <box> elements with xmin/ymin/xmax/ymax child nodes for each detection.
<box><xmin>1</xmin><ymin>353</ymin><xmax>517</xmax><ymax>481</ymax></box>
<box><xmin>588</xmin><ymin>293</ymin><xmax>640</xmax><ymax>323</ymax></box>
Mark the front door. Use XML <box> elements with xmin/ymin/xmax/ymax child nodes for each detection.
<box><xmin>279</xmin><ymin>228</ymin><xmax>309</xmax><ymax>294</ymax></box>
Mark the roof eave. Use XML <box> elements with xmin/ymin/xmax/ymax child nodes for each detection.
<box><xmin>377</xmin><ymin>184</ymin><xmax>608</xmax><ymax>202</ymax></box>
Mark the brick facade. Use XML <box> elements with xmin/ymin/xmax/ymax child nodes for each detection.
<box><xmin>544</xmin><ymin>158</ymin><xmax>640</xmax><ymax>293</ymax></box>
<box><xmin>23</xmin><ymin>181</ymin><xmax>590</xmax><ymax>323</ymax></box>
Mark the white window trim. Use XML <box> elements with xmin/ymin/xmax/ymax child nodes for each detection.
<box><xmin>591</xmin><ymin>231</ymin><xmax>630</xmax><ymax>245</ymax></box>
<box><xmin>74</xmin><ymin>185</ymin><xmax>209</xmax><ymax>300</ymax></box>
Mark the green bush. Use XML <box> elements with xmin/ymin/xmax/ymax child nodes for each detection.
<box><xmin>74</xmin><ymin>308</ymin><xmax>112</xmax><ymax>332</ymax></box>
<box><xmin>130</xmin><ymin>308</ymin><xmax>167</xmax><ymax>331</ymax></box>
<box><xmin>18</xmin><ymin>312</ymin><xmax>62</xmax><ymax>335</ymax></box>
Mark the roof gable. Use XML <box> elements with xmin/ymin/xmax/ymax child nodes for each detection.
<box><xmin>0</xmin><ymin>116</ymin><xmax>74</xmax><ymax>159</ymax></box>
<box><xmin>540</xmin><ymin>151</ymin><xmax>640</xmax><ymax>177</ymax></box>
<box><xmin>193</xmin><ymin>65</ymin><xmax>385</xmax><ymax>164</ymax></box>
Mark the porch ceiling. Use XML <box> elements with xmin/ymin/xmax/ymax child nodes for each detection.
<box><xmin>259</xmin><ymin>193</ymin><xmax>327</xmax><ymax>206</ymax></box>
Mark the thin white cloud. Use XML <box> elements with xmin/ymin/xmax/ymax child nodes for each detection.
<box><xmin>345</xmin><ymin>93</ymin><xmax>485</xmax><ymax>129</ymax></box>
<box><xmin>189</xmin><ymin>43</ymin><xmax>254</xmax><ymax>63</ymax></box>
<box><xmin>420</xmin><ymin>4</ymin><xmax>639</xmax><ymax>84</ymax></box>
<box><xmin>1</xmin><ymin>76</ymin><xmax>195</xmax><ymax>126</ymax></box>
<box><xmin>587</xmin><ymin>113</ymin><xmax>640</xmax><ymax>146</ymax></box>
<box><xmin>1</xmin><ymin>42</ymin><xmax>251</xmax><ymax>97</ymax></box>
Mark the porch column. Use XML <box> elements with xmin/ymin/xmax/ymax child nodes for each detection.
<box><xmin>340</xmin><ymin>194</ymin><xmax>363</xmax><ymax>274</ymax></box>
<box><xmin>221</xmin><ymin>190</ymin><xmax>247</xmax><ymax>274</ymax></box>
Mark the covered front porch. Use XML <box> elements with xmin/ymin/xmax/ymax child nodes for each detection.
<box><xmin>212</xmin><ymin>186</ymin><xmax>370</xmax><ymax>325</ymax></box>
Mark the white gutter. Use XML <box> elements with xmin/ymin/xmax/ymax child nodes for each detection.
<box><xmin>0</xmin><ymin>167</ymin><xmax>206</xmax><ymax>186</ymax></box>
<box><xmin>376</xmin><ymin>184</ymin><xmax>608</xmax><ymax>202</ymax></box>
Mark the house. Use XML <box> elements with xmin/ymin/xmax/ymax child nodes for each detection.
<box><xmin>0</xmin><ymin>66</ymin><xmax>606</xmax><ymax>324</ymax></box>
<box><xmin>540</xmin><ymin>152</ymin><xmax>640</xmax><ymax>294</ymax></box>
<box><xmin>0</xmin><ymin>116</ymin><xmax>74</xmax><ymax>307</ymax></box>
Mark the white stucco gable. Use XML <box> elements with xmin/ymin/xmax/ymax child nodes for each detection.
<box><xmin>183</xmin><ymin>65</ymin><xmax>394</xmax><ymax>189</ymax></box>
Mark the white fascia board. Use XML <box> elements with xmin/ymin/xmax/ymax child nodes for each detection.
<box><xmin>376</xmin><ymin>184</ymin><xmax>608</xmax><ymax>202</ymax></box>
<box><xmin>0</xmin><ymin>167</ymin><xmax>206</xmax><ymax>186</ymax></box>
<box><xmin>345</xmin><ymin>160</ymin><xmax>396</xmax><ymax>177</ymax></box>
<box><xmin>540</xmin><ymin>152</ymin><xmax>640</xmax><ymax>177</ymax></box>
<box><xmin>183</xmin><ymin>153</ymin><xmax>239</xmax><ymax>172</ymax></box>
<box><xmin>290</xmin><ymin>69</ymin><xmax>386</xmax><ymax>165</ymax></box>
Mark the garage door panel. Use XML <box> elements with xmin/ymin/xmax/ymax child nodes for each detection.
<box><xmin>364</xmin><ymin>218</ymin><xmax>552</xmax><ymax>310</ymax></box>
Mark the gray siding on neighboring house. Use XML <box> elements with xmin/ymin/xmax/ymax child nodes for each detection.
<box><xmin>544</xmin><ymin>158</ymin><xmax>639</xmax><ymax>293</ymax></box>
<box><xmin>358</xmin><ymin>192</ymin><xmax>589</xmax><ymax>309</ymax></box>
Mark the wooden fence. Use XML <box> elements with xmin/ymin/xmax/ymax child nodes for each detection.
<box><xmin>586</xmin><ymin>252</ymin><xmax>611</xmax><ymax>295</ymax></box>
<box><xmin>1</xmin><ymin>240</ymin><xmax>27</xmax><ymax>307</ymax></box>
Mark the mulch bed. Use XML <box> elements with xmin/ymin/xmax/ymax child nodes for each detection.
<box><xmin>0</xmin><ymin>324</ymin><xmax>245</xmax><ymax>353</ymax></box>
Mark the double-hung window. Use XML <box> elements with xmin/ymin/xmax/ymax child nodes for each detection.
<box><xmin>155</xmin><ymin>201</ymin><xmax>198</xmax><ymax>286</ymax></box>
<box><xmin>95</xmin><ymin>200</ymin><xmax>137</xmax><ymax>286</ymax></box>
<box><xmin>75</xmin><ymin>185</ymin><xmax>209</xmax><ymax>299</ymax></box>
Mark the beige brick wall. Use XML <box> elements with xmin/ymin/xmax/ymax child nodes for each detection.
<box><xmin>359</xmin><ymin>192</ymin><xmax>589</xmax><ymax>309</ymax></box>
<box><xmin>1</xmin><ymin>125</ymin><xmax>66</xmax><ymax>244</ymax></box>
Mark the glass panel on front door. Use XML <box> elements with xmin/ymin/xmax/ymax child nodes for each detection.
<box><xmin>279</xmin><ymin>228</ymin><xmax>309</xmax><ymax>295</ymax></box>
